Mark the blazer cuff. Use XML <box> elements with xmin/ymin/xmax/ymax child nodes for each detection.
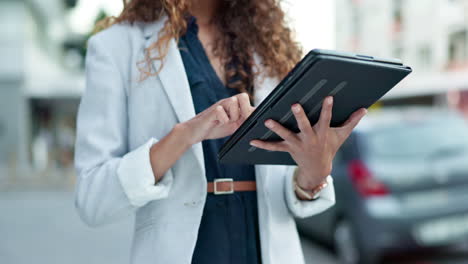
<box><xmin>117</xmin><ymin>138</ymin><xmax>174</xmax><ymax>207</ymax></box>
<box><xmin>285</xmin><ymin>168</ymin><xmax>336</xmax><ymax>219</ymax></box>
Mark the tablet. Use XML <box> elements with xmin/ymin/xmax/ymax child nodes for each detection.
<box><xmin>218</xmin><ymin>49</ymin><xmax>412</xmax><ymax>165</ymax></box>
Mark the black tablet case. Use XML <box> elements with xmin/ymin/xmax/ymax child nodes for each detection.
<box><xmin>218</xmin><ymin>49</ymin><xmax>412</xmax><ymax>165</ymax></box>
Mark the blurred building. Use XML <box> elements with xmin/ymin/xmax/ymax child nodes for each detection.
<box><xmin>336</xmin><ymin>0</ymin><xmax>468</xmax><ymax>107</ymax></box>
<box><xmin>0</xmin><ymin>0</ymin><xmax>85</xmax><ymax>184</ymax></box>
<box><xmin>0</xmin><ymin>1</ymin><xmax>27</xmax><ymax>179</ymax></box>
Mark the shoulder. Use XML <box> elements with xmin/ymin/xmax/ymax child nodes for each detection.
<box><xmin>88</xmin><ymin>22</ymin><xmax>143</xmax><ymax>55</ymax></box>
<box><xmin>88</xmin><ymin>18</ymin><xmax>166</xmax><ymax>51</ymax></box>
<box><xmin>86</xmin><ymin>19</ymin><xmax>166</xmax><ymax>77</ymax></box>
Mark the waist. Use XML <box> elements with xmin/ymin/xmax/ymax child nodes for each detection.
<box><xmin>207</xmin><ymin>178</ymin><xmax>256</xmax><ymax>195</ymax></box>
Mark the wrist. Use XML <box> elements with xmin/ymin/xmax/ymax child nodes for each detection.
<box><xmin>173</xmin><ymin>122</ymin><xmax>196</xmax><ymax>148</ymax></box>
<box><xmin>149</xmin><ymin>145</ymin><xmax>163</xmax><ymax>183</ymax></box>
<box><xmin>295</xmin><ymin>167</ymin><xmax>327</xmax><ymax>190</ymax></box>
<box><xmin>295</xmin><ymin>179</ymin><xmax>328</xmax><ymax>200</ymax></box>
<box><xmin>149</xmin><ymin>123</ymin><xmax>194</xmax><ymax>183</ymax></box>
<box><xmin>294</xmin><ymin>168</ymin><xmax>328</xmax><ymax>201</ymax></box>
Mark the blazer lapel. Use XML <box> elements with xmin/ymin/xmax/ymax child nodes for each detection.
<box><xmin>143</xmin><ymin>20</ymin><xmax>205</xmax><ymax>176</ymax></box>
<box><xmin>143</xmin><ymin>22</ymin><xmax>196</xmax><ymax>123</ymax></box>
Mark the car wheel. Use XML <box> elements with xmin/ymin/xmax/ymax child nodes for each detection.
<box><xmin>334</xmin><ymin>220</ymin><xmax>360</xmax><ymax>264</ymax></box>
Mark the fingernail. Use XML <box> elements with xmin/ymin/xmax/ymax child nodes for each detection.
<box><xmin>292</xmin><ymin>104</ymin><xmax>300</xmax><ymax>113</ymax></box>
<box><xmin>250</xmin><ymin>141</ymin><xmax>258</xmax><ymax>147</ymax></box>
<box><xmin>327</xmin><ymin>97</ymin><xmax>333</xmax><ymax>105</ymax></box>
<box><xmin>264</xmin><ymin>120</ymin><xmax>273</xmax><ymax>128</ymax></box>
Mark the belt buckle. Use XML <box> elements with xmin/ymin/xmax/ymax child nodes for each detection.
<box><xmin>214</xmin><ymin>178</ymin><xmax>234</xmax><ymax>195</ymax></box>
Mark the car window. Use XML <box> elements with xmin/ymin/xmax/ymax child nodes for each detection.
<box><xmin>364</xmin><ymin>115</ymin><xmax>468</xmax><ymax>159</ymax></box>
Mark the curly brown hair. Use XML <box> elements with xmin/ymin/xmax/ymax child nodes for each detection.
<box><xmin>97</xmin><ymin>0</ymin><xmax>302</xmax><ymax>98</ymax></box>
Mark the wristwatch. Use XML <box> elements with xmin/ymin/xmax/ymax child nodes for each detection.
<box><xmin>293</xmin><ymin>168</ymin><xmax>328</xmax><ymax>201</ymax></box>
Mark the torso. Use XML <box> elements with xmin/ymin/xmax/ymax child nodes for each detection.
<box><xmin>178</xmin><ymin>16</ymin><xmax>262</xmax><ymax>264</ymax></box>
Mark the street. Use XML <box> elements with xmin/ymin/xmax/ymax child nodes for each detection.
<box><xmin>1</xmin><ymin>191</ymin><xmax>467</xmax><ymax>264</ymax></box>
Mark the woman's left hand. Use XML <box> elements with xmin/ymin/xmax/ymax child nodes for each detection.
<box><xmin>250</xmin><ymin>96</ymin><xmax>367</xmax><ymax>191</ymax></box>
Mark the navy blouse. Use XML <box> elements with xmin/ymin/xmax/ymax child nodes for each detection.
<box><xmin>178</xmin><ymin>17</ymin><xmax>262</xmax><ymax>264</ymax></box>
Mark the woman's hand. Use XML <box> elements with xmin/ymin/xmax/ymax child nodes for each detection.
<box><xmin>182</xmin><ymin>93</ymin><xmax>255</xmax><ymax>145</ymax></box>
<box><xmin>249</xmin><ymin>96</ymin><xmax>367</xmax><ymax>191</ymax></box>
<box><xmin>150</xmin><ymin>93</ymin><xmax>254</xmax><ymax>182</ymax></box>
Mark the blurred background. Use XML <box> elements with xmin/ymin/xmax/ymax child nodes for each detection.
<box><xmin>1</xmin><ymin>0</ymin><xmax>468</xmax><ymax>263</ymax></box>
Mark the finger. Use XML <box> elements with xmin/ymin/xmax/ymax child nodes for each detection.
<box><xmin>249</xmin><ymin>140</ymin><xmax>289</xmax><ymax>152</ymax></box>
<box><xmin>214</xmin><ymin>105</ymin><xmax>230</xmax><ymax>125</ymax></box>
<box><xmin>264</xmin><ymin>119</ymin><xmax>299</xmax><ymax>143</ymax></box>
<box><xmin>226</xmin><ymin>96</ymin><xmax>240</xmax><ymax>122</ymax></box>
<box><xmin>341</xmin><ymin>108</ymin><xmax>367</xmax><ymax>132</ymax></box>
<box><xmin>237</xmin><ymin>93</ymin><xmax>253</xmax><ymax>120</ymax></box>
<box><xmin>316</xmin><ymin>96</ymin><xmax>333</xmax><ymax>134</ymax></box>
<box><xmin>291</xmin><ymin>104</ymin><xmax>313</xmax><ymax>135</ymax></box>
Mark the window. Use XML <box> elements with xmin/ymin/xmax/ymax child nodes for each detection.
<box><xmin>419</xmin><ymin>46</ymin><xmax>432</xmax><ymax>69</ymax></box>
<box><xmin>449</xmin><ymin>30</ymin><xmax>468</xmax><ymax>64</ymax></box>
<box><xmin>393</xmin><ymin>0</ymin><xmax>403</xmax><ymax>25</ymax></box>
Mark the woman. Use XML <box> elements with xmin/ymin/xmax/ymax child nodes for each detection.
<box><xmin>74</xmin><ymin>0</ymin><xmax>367</xmax><ymax>263</ymax></box>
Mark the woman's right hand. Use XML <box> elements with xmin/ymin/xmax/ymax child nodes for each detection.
<box><xmin>182</xmin><ymin>92</ymin><xmax>255</xmax><ymax>145</ymax></box>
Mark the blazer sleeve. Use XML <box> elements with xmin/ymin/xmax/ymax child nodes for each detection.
<box><xmin>74</xmin><ymin>35</ymin><xmax>173</xmax><ymax>227</ymax></box>
<box><xmin>283</xmin><ymin>166</ymin><xmax>335</xmax><ymax>219</ymax></box>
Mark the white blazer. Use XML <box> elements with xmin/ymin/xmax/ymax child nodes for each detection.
<box><xmin>74</xmin><ymin>18</ymin><xmax>335</xmax><ymax>264</ymax></box>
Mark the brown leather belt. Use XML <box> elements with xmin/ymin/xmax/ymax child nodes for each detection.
<box><xmin>207</xmin><ymin>178</ymin><xmax>256</xmax><ymax>195</ymax></box>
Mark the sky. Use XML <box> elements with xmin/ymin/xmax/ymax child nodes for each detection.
<box><xmin>68</xmin><ymin>0</ymin><xmax>336</xmax><ymax>51</ymax></box>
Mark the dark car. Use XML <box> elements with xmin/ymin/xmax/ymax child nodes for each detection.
<box><xmin>296</xmin><ymin>107</ymin><xmax>468</xmax><ymax>264</ymax></box>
